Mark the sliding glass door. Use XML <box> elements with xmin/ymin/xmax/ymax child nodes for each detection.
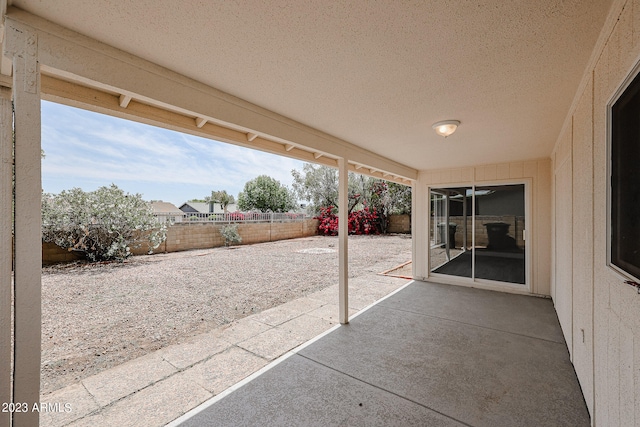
<box><xmin>429</xmin><ymin>184</ymin><xmax>526</xmax><ymax>286</ymax></box>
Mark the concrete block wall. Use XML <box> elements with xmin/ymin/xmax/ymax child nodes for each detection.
<box><xmin>551</xmin><ymin>1</ymin><xmax>640</xmax><ymax>423</ymax></box>
<box><xmin>42</xmin><ymin>219</ymin><xmax>320</xmax><ymax>262</ymax></box>
<box><xmin>136</xmin><ymin>220</ymin><xmax>320</xmax><ymax>253</ymax></box>
<box><xmin>387</xmin><ymin>214</ymin><xmax>411</xmax><ymax>233</ymax></box>
<box><xmin>42</xmin><ymin>242</ymin><xmax>83</xmax><ymax>264</ymax></box>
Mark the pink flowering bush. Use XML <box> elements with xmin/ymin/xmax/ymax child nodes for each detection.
<box><xmin>315</xmin><ymin>205</ymin><xmax>379</xmax><ymax>235</ymax></box>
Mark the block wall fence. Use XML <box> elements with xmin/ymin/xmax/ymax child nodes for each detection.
<box><xmin>387</xmin><ymin>214</ymin><xmax>411</xmax><ymax>234</ymax></box>
<box><xmin>42</xmin><ymin>219</ymin><xmax>319</xmax><ymax>264</ymax></box>
<box><xmin>42</xmin><ymin>215</ymin><xmax>412</xmax><ymax>264</ymax></box>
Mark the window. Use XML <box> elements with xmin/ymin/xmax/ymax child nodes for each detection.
<box><xmin>610</xmin><ymin>70</ymin><xmax>640</xmax><ymax>280</ymax></box>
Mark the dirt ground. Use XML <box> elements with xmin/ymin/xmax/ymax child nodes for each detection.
<box><xmin>41</xmin><ymin>234</ymin><xmax>412</xmax><ymax>394</ymax></box>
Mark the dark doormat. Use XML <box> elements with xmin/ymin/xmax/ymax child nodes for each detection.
<box><xmin>432</xmin><ymin>250</ymin><xmax>525</xmax><ymax>284</ymax></box>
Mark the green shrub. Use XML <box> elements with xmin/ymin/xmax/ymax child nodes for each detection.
<box><xmin>42</xmin><ymin>184</ymin><xmax>167</xmax><ymax>261</ymax></box>
<box><xmin>220</xmin><ymin>224</ymin><xmax>242</xmax><ymax>247</ymax></box>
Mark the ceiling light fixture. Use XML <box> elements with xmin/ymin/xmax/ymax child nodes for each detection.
<box><xmin>432</xmin><ymin>120</ymin><xmax>460</xmax><ymax>138</ymax></box>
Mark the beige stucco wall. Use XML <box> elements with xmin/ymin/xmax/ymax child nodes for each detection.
<box><xmin>553</xmin><ymin>123</ymin><xmax>573</xmax><ymax>361</ymax></box>
<box><xmin>418</xmin><ymin>158</ymin><xmax>551</xmax><ymax>296</ymax></box>
<box><xmin>552</xmin><ymin>1</ymin><xmax>640</xmax><ymax>423</ymax></box>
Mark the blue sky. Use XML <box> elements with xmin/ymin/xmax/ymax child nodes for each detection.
<box><xmin>41</xmin><ymin>101</ymin><xmax>307</xmax><ymax>207</ymax></box>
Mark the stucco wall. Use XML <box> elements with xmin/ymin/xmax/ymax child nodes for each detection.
<box><xmin>552</xmin><ymin>1</ymin><xmax>640</xmax><ymax>423</ymax></box>
<box><xmin>417</xmin><ymin>158</ymin><xmax>551</xmax><ymax>296</ymax></box>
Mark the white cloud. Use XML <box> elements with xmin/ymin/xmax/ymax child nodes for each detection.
<box><xmin>41</xmin><ymin>101</ymin><xmax>306</xmax><ymax>204</ymax></box>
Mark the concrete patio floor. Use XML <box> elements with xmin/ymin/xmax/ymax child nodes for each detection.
<box><xmin>39</xmin><ymin>273</ymin><xmax>409</xmax><ymax>427</ymax></box>
<box><xmin>173</xmin><ymin>281</ymin><xmax>589</xmax><ymax>427</ymax></box>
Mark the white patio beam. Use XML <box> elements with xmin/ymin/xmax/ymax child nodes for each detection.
<box><xmin>0</xmin><ymin>85</ymin><xmax>12</xmax><ymax>427</ymax></box>
<box><xmin>338</xmin><ymin>157</ymin><xmax>349</xmax><ymax>324</ymax></box>
<box><xmin>4</xmin><ymin>19</ymin><xmax>42</xmax><ymax>427</ymax></box>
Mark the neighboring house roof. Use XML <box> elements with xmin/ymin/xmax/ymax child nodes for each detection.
<box><xmin>150</xmin><ymin>201</ymin><xmax>182</xmax><ymax>213</ymax></box>
<box><xmin>179</xmin><ymin>202</ymin><xmax>210</xmax><ymax>213</ymax></box>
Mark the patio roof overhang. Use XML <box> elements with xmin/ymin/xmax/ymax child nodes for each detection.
<box><xmin>0</xmin><ymin>0</ymin><xmax>614</xmax><ymax>173</ymax></box>
<box><xmin>0</xmin><ymin>8</ymin><xmax>416</xmax><ymax>185</ymax></box>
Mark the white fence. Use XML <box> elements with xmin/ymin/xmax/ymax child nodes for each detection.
<box><xmin>154</xmin><ymin>212</ymin><xmax>310</xmax><ymax>224</ymax></box>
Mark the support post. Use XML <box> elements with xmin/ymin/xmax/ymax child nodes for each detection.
<box><xmin>5</xmin><ymin>22</ymin><xmax>42</xmax><ymax>427</ymax></box>
<box><xmin>412</xmin><ymin>176</ymin><xmax>428</xmax><ymax>280</ymax></box>
<box><xmin>0</xmin><ymin>85</ymin><xmax>12</xmax><ymax>427</ymax></box>
<box><xmin>338</xmin><ymin>158</ymin><xmax>348</xmax><ymax>324</ymax></box>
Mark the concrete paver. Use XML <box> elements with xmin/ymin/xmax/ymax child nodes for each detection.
<box><xmin>305</xmin><ymin>284</ymin><xmax>339</xmax><ymax>304</ymax></box>
<box><xmin>96</xmin><ymin>373</ymin><xmax>212</xmax><ymax>427</ymax></box>
<box><xmin>66</xmin><ymin>413</ymin><xmax>107</xmax><ymax>427</ymax></box>
<box><xmin>81</xmin><ymin>352</ymin><xmax>177</xmax><ymax>407</ymax></box>
<box><xmin>159</xmin><ymin>335</ymin><xmax>232</xmax><ymax>370</ymax></box>
<box><xmin>275</xmin><ymin>296</ymin><xmax>326</xmax><ymax>314</ymax></box>
<box><xmin>39</xmin><ymin>383</ymin><xmax>99</xmax><ymax>427</ymax></box>
<box><xmin>179</xmin><ymin>347</ymin><xmax>269</xmax><ymax>394</ymax></box>
<box><xmin>307</xmin><ymin>303</ymin><xmax>357</xmax><ymax>322</ymax></box>
<box><xmin>276</xmin><ymin>313</ymin><xmax>337</xmax><ymax>342</ymax></box>
<box><xmin>212</xmin><ymin>318</ymin><xmax>272</xmax><ymax>344</ymax></box>
<box><xmin>249</xmin><ymin>296</ymin><xmax>324</xmax><ymax>326</ymax></box>
<box><xmin>237</xmin><ymin>326</ymin><xmax>307</xmax><ymax>360</ymax></box>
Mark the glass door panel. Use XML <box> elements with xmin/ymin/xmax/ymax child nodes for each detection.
<box><xmin>429</xmin><ymin>187</ymin><xmax>472</xmax><ymax>278</ymax></box>
<box><xmin>473</xmin><ymin>184</ymin><xmax>525</xmax><ymax>284</ymax></box>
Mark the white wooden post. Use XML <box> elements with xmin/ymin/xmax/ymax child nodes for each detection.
<box><xmin>338</xmin><ymin>158</ymin><xmax>349</xmax><ymax>324</ymax></box>
<box><xmin>412</xmin><ymin>176</ymin><xmax>428</xmax><ymax>280</ymax></box>
<box><xmin>0</xmin><ymin>85</ymin><xmax>12</xmax><ymax>427</ymax></box>
<box><xmin>5</xmin><ymin>22</ymin><xmax>42</xmax><ymax>427</ymax></box>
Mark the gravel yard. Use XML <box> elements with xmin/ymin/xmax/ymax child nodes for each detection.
<box><xmin>41</xmin><ymin>234</ymin><xmax>412</xmax><ymax>394</ymax></box>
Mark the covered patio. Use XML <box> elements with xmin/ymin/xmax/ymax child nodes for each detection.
<box><xmin>173</xmin><ymin>280</ymin><xmax>588</xmax><ymax>427</ymax></box>
<box><xmin>2</xmin><ymin>0</ymin><xmax>639</xmax><ymax>426</ymax></box>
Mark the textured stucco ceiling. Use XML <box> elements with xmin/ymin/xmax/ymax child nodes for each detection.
<box><xmin>9</xmin><ymin>0</ymin><xmax>613</xmax><ymax>171</ymax></box>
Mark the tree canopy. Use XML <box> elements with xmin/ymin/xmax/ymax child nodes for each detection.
<box><xmin>291</xmin><ymin>164</ymin><xmax>411</xmax><ymax>216</ymax></box>
<box><xmin>291</xmin><ymin>164</ymin><xmax>338</xmax><ymax>213</ymax></box>
<box><xmin>210</xmin><ymin>190</ymin><xmax>235</xmax><ymax>212</ymax></box>
<box><xmin>237</xmin><ymin>175</ymin><xmax>297</xmax><ymax>212</ymax></box>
